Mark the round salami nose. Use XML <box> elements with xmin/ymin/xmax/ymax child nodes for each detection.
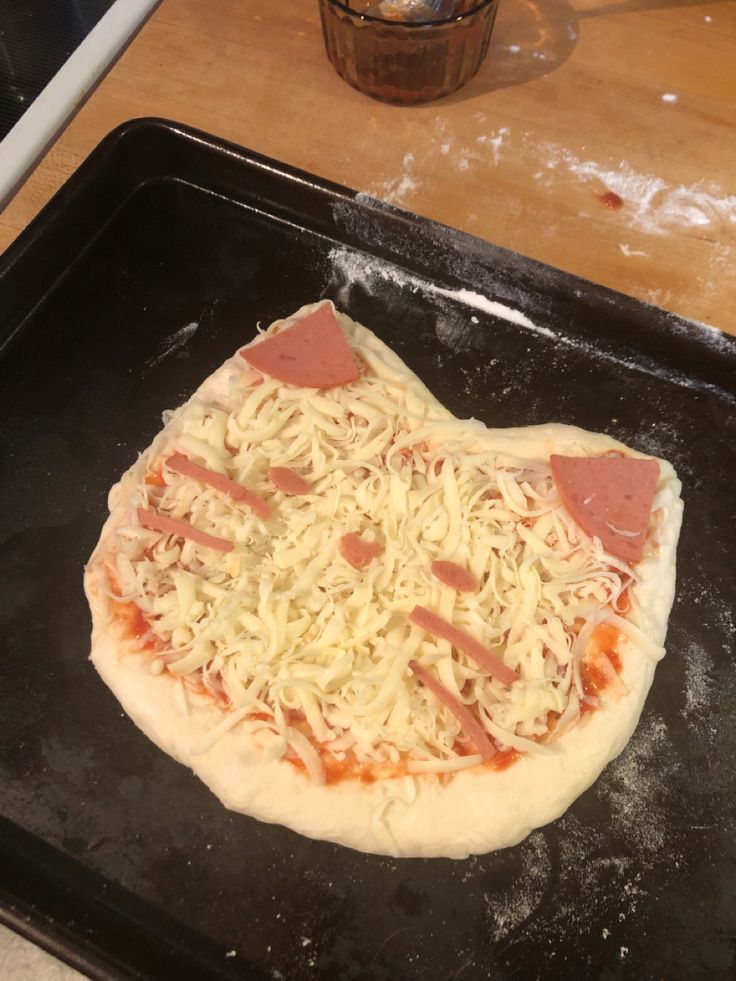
<box><xmin>339</xmin><ymin>533</ymin><xmax>383</xmax><ymax>570</ymax></box>
<box><xmin>268</xmin><ymin>467</ymin><xmax>311</xmax><ymax>495</ymax></box>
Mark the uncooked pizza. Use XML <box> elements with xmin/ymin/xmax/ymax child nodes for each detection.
<box><xmin>85</xmin><ymin>300</ymin><xmax>683</xmax><ymax>858</ymax></box>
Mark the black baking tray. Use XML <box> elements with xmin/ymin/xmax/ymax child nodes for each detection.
<box><xmin>1</xmin><ymin>118</ymin><xmax>734</xmax><ymax>981</ymax></box>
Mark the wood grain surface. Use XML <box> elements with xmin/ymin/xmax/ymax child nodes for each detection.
<box><xmin>1</xmin><ymin>0</ymin><xmax>735</xmax><ymax>333</ymax></box>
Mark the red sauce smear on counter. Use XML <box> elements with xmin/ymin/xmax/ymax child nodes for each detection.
<box><xmin>597</xmin><ymin>190</ymin><xmax>623</xmax><ymax>210</ymax></box>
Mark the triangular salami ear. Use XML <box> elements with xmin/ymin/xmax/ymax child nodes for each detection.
<box><xmin>241</xmin><ymin>304</ymin><xmax>360</xmax><ymax>388</ymax></box>
<box><xmin>550</xmin><ymin>455</ymin><xmax>660</xmax><ymax>562</ymax></box>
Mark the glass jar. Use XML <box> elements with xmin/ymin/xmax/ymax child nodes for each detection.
<box><xmin>318</xmin><ymin>0</ymin><xmax>500</xmax><ymax>105</ymax></box>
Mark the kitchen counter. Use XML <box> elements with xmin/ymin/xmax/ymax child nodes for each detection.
<box><xmin>1</xmin><ymin>0</ymin><xmax>734</xmax><ymax>333</ymax></box>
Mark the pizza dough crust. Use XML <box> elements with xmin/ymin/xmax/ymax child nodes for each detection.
<box><xmin>85</xmin><ymin>303</ymin><xmax>683</xmax><ymax>858</ymax></box>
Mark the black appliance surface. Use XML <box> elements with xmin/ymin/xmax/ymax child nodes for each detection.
<box><xmin>0</xmin><ymin>0</ymin><xmax>118</xmax><ymax>140</ymax></box>
<box><xmin>0</xmin><ymin>118</ymin><xmax>734</xmax><ymax>981</ymax></box>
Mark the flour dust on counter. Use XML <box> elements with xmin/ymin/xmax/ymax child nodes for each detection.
<box><xmin>535</xmin><ymin>141</ymin><xmax>736</xmax><ymax>239</ymax></box>
<box><xmin>365</xmin><ymin>152</ymin><xmax>422</xmax><ymax>208</ymax></box>
<box><xmin>619</xmin><ymin>244</ymin><xmax>650</xmax><ymax>258</ymax></box>
<box><xmin>352</xmin><ymin>110</ymin><xmax>736</xmax><ymax>329</ymax></box>
<box><xmin>357</xmin><ymin>112</ymin><xmax>736</xmax><ymax>243</ymax></box>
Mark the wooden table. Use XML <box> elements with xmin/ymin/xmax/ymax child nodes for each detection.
<box><xmin>2</xmin><ymin>0</ymin><xmax>735</xmax><ymax>333</ymax></box>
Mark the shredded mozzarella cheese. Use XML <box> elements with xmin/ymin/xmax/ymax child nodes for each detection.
<box><xmin>110</xmin><ymin>318</ymin><xmax>658</xmax><ymax>778</ymax></box>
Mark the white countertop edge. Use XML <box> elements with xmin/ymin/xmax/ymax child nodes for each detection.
<box><xmin>0</xmin><ymin>0</ymin><xmax>161</xmax><ymax>209</ymax></box>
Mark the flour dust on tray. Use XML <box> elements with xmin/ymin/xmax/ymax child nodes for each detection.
<box><xmin>326</xmin><ymin>245</ymin><xmax>735</xmax><ymax>405</ymax></box>
<box><xmin>85</xmin><ymin>299</ymin><xmax>683</xmax><ymax>857</ymax></box>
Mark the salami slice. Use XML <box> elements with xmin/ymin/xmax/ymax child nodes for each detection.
<box><xmin>339</xmin><ymin>533</ymin><xmax>383</xmax><ymax>570</ymax></box>
<box><xmin>241</xmin><ymin>304</ymin><xmax>359</xmax><ymax>389</ymax></box>
<box><xmin>550</xmin><ymin>455</ymin><xmax>659</xmax><ymax>563</ymax></box>
<box><xmin>431</xmin><ymin>560</ymin><xmax>477</xmax><ymax>592</ymax></box>
<box><xmin>267</xmin><ymin>466</ymin><xmax>311</xmax><ymax>495</ymax></box>
<box><xmin>136</xmin><ymin>508</ymin><xmax>233</xmax><ymax>553</ymax></box>
<box><xmin>167</xmin><ymin>454</ymin><xmax>271</xmax><ymax>518</ymax></box>
<box><xmin>409</xmin><ymin>660</ymin><xmax>495</xmax><ymax>761</ymax></box>
<box><xmin>409</xmin><ymin>606</ymin><xmax>518</xmax><ymax>687</ymax></box>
